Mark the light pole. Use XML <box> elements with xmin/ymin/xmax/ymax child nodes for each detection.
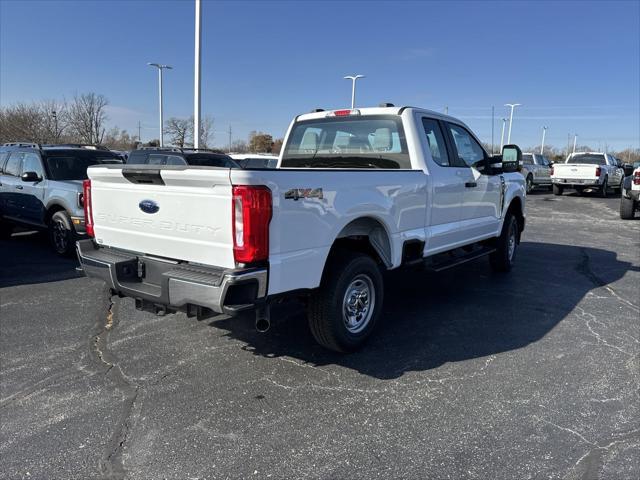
<box><xmin>572</xmin><ymin>134</ymin><xmax>578</xmax><ymax>154</ymax></box>
<box><xmin>344</xmin><ymin>75</ymin><xmax>365</xmax><ymax>109</ymax></box>
<box><xmin>193</xmin><ymin>0</ymin><xmax>202</xmax><ymax>149</ymax></box>
<box><xmin>148</xmin><ymin>63</ymin><xmax>173</xmax><ymax>147</ymax></box>
<box><xmin>504</xmin><ymin>103</ymin><xmax>521</xmax><ymax>144</ymax></box>
<box><xmin>500</xmin><ymin>118</ymin><xmax>507</xmax><ymax>151</ymax></box>
<box><xmin>540</xmin><ymin>126</ymin><xmax>548</xmax><ymax>154</ymax></box>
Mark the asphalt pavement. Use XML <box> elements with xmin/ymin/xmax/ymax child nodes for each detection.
<box><xmin>1</xmin><ymin>190</ymin><xmax>639</xmax><ymax>480</ymax></box>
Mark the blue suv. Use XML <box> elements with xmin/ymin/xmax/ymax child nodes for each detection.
<box><xmin>0</xmin><ymin>143</ymin><xmax>122</xmax><ymax>256</ymax></box>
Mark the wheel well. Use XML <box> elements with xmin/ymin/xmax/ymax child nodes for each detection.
<box><xmin>507</xmin><ymin>197</ymin><xmax>525</xmax><ymax>236</ymax></box>
<box><xmin>329</xmin><ymin>217</ymin><xmax>392</xmax><ymax>269</ymax></box>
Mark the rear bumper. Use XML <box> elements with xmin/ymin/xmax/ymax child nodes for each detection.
<box><xmin>552</xmin><ymin>178</ymin><xmax>601</xmax><ymax>187</ymax></box>
<box><xmin>76</xmin><ymin>239</ymin><xmax>267</xmax><ymax>315</ymax></box>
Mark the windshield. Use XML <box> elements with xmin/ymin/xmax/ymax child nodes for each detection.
<box><xmin>566</xmin><ymin>154</ymin><xmax>606</xmax><ymax>165</ymax></box>
<box><xmin>44</xmin><ymin>152</ymin><xmax>120</xmax><ymax>180</ymax></box>
<box><xmin>281</xmin><ymin>115</ymin><xmax>411</xmax><ymax>169</ymax></box>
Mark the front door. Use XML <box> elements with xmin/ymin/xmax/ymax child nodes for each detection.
<box><xmin>19</xmin><ymin>152</ymin><xmax>47</xmax><ymax>225</ymax></box>
<box><xmin>444</xmin><ymin>122</ymin><xmax>502</xmax><ymax>240</ymax></box>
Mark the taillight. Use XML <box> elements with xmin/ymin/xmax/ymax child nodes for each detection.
<box><xmin>595</xmin><ymin>166</ymin><xmax>601</xmax><ymax>177</ymax></box>
<box><xmin>83</xmin><ymin>179</ymin><xmax>94</xmax><ymax>237</ymax></box>
<box><xmin>634</xmin><ymin>171</ymin><xmax>640</xmax><ymax>185</ymax></box>
<box><xmin>232</xmin><ymin>185</ymin><xmax>272</xmax><ymax>263</ymax></box>
<box><xmin>549</xmin><ymin>166</ymin><xmax>554</xmax><ymax>176</ymax></box>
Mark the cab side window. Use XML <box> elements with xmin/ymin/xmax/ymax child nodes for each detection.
<box><xmin>4</xmin><ymin>152</ymin><xmax>24</xmax><ymax>176</ymax></box>
<box><xmin>126</xmin><ymin>151</ymin><xmax>147</xmax><ymax>165</ymax></box>
<box><xmin>421</xmin><ymin>118</ymin><xmax>450</xmax><ymax>166</ymax></box>
<box><xmin>446</xmin><ymin>123</ymin><xmax>486</xmax><ymax>168</ymax></box>
<box><xmin>22</xmin><ymin>153</ymin><xmax>45</xmax><ymax>178</ymax></box>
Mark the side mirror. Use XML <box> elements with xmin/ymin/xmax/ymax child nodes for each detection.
<box><xmin>622</xmin><ymin>163</ymin><xmax>635</xmax><ymax>177</ymax></box>
<box><xmin>21</xmin><ymin>171</ymin><xmax>42</xmax><ymax>183</ymax></box>
<box><xmin>501</xmin><ymin>144</ymin><xmax>522</xmax><ymax>173</ymax></box>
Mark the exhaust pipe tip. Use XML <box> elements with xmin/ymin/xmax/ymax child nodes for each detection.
<box><xmin>255</xmin><ymin>317</ymin><xmax>270</xmax><ymax>333</ymax></box>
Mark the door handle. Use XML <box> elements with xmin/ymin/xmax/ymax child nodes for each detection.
<box><xmin>465</xmin><ymin>181</ymin><xmax>477</xmax><ymax>188</ymax></box>
<box><xmin>15</xmin><ymin>185</ymin><xmax>23</xmax><ymax>190</ymax></box>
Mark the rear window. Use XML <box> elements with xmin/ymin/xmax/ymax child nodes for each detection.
<box><xmin>522</xmin><ymin>154</ymin><xmax>534</xmax><ymax>165</ymax></box>
<box><xmin>281</xmin><ymin>115</ymin><xmax>411</xmax><ymax>169</ymax></box>
<box><xmin>566</xmin><ymin>154</ymin><xmax>606</xmax><ymax>165</ymax></box>
<box><xmin>44</xmin><ymin>151</ymin><xmax>121</xmax><ymax>180</ymax></box>
<box><xmin>184</xmin><ymin>154</ymin><xmax>238</xmax><ymax>168</ymax></box>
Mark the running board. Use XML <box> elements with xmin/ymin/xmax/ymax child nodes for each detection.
<box><xmin>427</xmin><ymin>247</ymin><xmax>496</xmax><ymax>272</ymax></box>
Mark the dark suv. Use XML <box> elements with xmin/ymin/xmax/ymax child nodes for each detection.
<box><xmin>0</xmin><ymin>143</ymin><xmax>122</xmax><ymax>255</ymax></box>
<box><xmin>126</xmin><ymin>147</ymin><xmax>240</xmax><ymax>168</ymax></box>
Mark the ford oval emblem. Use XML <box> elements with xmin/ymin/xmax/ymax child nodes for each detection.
<box><xmin>139</xmin><ymin>199</ymin><xmax>159</xmax><ymax>214</ymax></box>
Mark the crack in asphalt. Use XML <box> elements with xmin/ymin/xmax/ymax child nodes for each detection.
<box><xmin>90</xmin><ymin>296</ymin><xmax>140</xmax><ymax>480</ymax></box>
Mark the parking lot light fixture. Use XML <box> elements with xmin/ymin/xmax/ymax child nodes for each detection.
<box><xmin>504</xmin><ymin>103</ymin><xmax>521</xmax><ymax>144</ymax></box>
<box><xmin>148</xmin><ymin>63</ymin><xmax>173</xmax><ymax>147</ymax></box>
<box><xmin>500</xmin><ymin>118</ymin><xmax>507</xmax><ymax>151</ymax></box>
<box><xmin>540</xmin><ymin>126</ymin><xmax>548</xmax><ymax>154</ymax></box>
<box><xmin>344</xmin><ymin>75</ymin><xmax>365</xmax><ymax>109</ymax></box>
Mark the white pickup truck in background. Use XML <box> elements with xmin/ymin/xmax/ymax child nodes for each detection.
<box><xmin>551</xmin><ymin>152</ymin><xmax>624</xmax><ymax>197</ymax></box>
<box><xmin>77</xmin><ymin>106</ymin><xmax>526</xmax><ymax>352</ymax></box>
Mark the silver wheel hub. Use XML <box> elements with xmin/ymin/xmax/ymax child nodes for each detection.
<box><xmin>342</xmin><ymin>274</ymin><xmax>375</xmax><ymax>334</ymax></box>
<box><xmin>507</xmin><ymin>222</ymin><xmax>516</xmax><ymax>262</ymax></box>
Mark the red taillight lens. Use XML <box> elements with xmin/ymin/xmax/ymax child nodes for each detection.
<box><xmin>83</xmin><ymin>179</ymin><xmax>94</xmax><ymax>237</ymax></box>
<box><xmin>634</xmin><ymin>171</ymin><xmax>640</xmax><ymax>185</ymax></box>
<box><xmin>333</xmin><ymin>109</ymin><xmax>353</xmax><ymax>116</ymax></box>
<box><xmin>232</xmin><ymin>185</ymin><xmax>272</xmax><ymax>263</ymax></box>
<box><xmin>595</xmin><ymin>166</ymin><xmax>601</xmax><ymax>177</ymax></box>
<box><xmin>549</xmin><ymin>166</ymin><xmax>554</xmax><ymax>176</ymax></box>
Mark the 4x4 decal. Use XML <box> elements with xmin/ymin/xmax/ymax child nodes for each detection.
<box><xmin>284</xmin><ymin>188</ymin><xmax>323</xmax><ymax>201</ymax></box>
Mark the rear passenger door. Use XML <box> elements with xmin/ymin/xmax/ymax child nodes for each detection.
<box><xmin>420</xmin><ymin>117</ymin><xmax>467</xmax><ymax>252</ymax></box>
<box><xmin>444</xmin><ymin>123</ymin><xmax>502</xmax><ymax>240</ymax></box>
<box><xmin>1</xmin><ymin>152</ymin><xmax>24</xmax><ymax>220</ymax></box>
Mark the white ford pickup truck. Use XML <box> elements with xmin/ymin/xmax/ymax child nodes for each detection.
<box><xmin>551</xmin><ymin>152</ymin><xmax>624</xmax><ymax>197</ymax></box>
<box><xmin>77</xmin><ymin>106</ymin><xmax>526</xmax><ymax>352</ymax></box>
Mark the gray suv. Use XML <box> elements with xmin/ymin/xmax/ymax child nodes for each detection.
<box><xmin>521</xmin><ymin>153</ymin><xmax>552</xmax><ymax>193</ymax></box>
<box><xmin>0</xmin><ymin>143</ymin><xmax>122</xmax><ymax>256</ymax></box>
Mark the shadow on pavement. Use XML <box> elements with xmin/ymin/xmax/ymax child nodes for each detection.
<box><xmin>209</xmin><ymin>241</ymin><xmax>636</xmax><ymax>379</ymax></box>
<box><xmin>0</xmin><ymin>231</ymin><xmax>81</xmax><ymax>288</ymax></box>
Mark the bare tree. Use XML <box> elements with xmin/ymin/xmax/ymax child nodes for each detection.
<box><xmin>164</xmin><ymin>117</ymin><xmax>190</xmax><ymax>147</ymax></box>
<box><xmin>230</xmin><ymin>139</ymin><xmax>248</xmax><ymax>153</ymax></box>
<box><xmin>67</xmin><ymin>93</ymin><xmax>108</xmax><ymax>144</ymax></box>
<box><xmin>199</xmin><ymin>115</ymin><xmax>214</xmax><ymax>148</ymax></box>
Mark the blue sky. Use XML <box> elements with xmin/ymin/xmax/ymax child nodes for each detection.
<box><xmin>1</xmin><ymin>0</ymin><xmax>639</xmax><ymax>151</ymax></box>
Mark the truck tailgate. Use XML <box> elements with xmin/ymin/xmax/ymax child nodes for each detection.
<box><xmin>553</xmin><ymin>164</ymin><xmax>599</xmax><ymax>180</ymax></box>
<box><xmin>87</xmin><ymin>166</ymin><xmax>235</xmax><ymax>268</ymax></box>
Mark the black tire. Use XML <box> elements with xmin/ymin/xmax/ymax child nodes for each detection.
<box><xmin>525</xmin><ymin>175</ymin><xmax>534</xmax><ymax>194</ymax></box>
<box><xmin>576</xmin><ymin>187</ymin><xmax>585</xmax><ymax>196</ymax></box>
<box><xmin>620</xmin><ymin>195</ymin><xmax>636</xmax><ymax>220</ymax></box>
<box><xmin>600</xmin><ymin>177</ymin><xmax>608</xmax><ymax>198</ymax></box>
<box><xmin>553</xmin><ymin>184</ymin><xmax>563</xmax><ymax>196</ymax></box>
<box><xmin>0</xmin><ymin>219</ymin><xmax>13</xmax><ymax>239</ymax></box>
<box><xmin>308</xmin><ymin>252</ymin><xmax>383</xmax><ymax>352</ymax></box>
<box><xmin>490</xmin><ymin>213</ymin><xmax>519</xmax><ymax>273</ymax></box>
<box><xmin>49</xmin><ymin>211</ymin><xmax>77</xmax><ymax>257</ymax></box>
<box><xmin>615</xmin><ymin>180</ymin><xmax>624</xmax><ymax>194</ymax></box>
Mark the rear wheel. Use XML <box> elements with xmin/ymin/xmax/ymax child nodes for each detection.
<box><xmin>553</xmin><ymin>184</ymin><xmax>563</xmax><ymax>196</ymax></box>
<box><xmin>620</xmin><ymin>195</ymin><xmax>636</xmax><ymax>219</ymax></box>
<box><xmin>525</xmin><ymin>175</ymin><xmax>534</xmax><ymax>194</ymax></box>
<box><xmin>308</xmin><ymin>252</ymin><xmax>383</xmax><ymax>352</ymax></box>
<box><xmin>576</xmin><ymin>187</ymin><xmax>585</xmax><ymax>196</ymax></box>
<box><xmin>49</xmin><ymin>211</ymin><xmax>77</xmax><ymax>257</ymax></box>
<box><xmin>600</xmin><ymin>177</ymin><xmax>608</xmax><ymax>198</ymax></box>
<box><xmin>490</xmin><ymin>213</ymin><xmax>519</xmax><ymax>273</ymax></box>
